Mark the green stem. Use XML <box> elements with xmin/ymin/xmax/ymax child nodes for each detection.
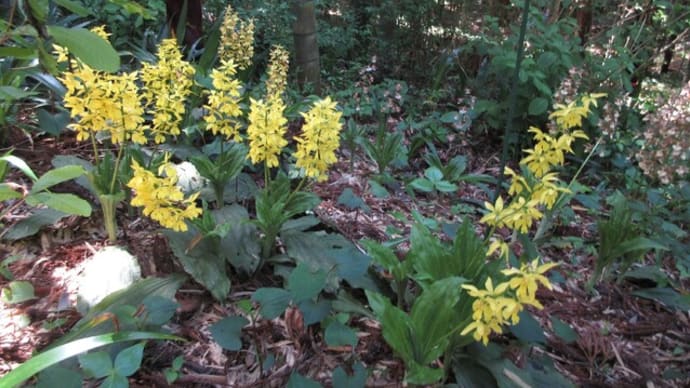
<box><xmin>100</xmin><ymin>194</ymin><xmax>121</xmax><ymax>243</ymax></box>
<box><xmin>109</xmin><ymin>145</ymin><xmax>125</xmax><ymax>195</ymax></box>
<box><xmin>90</xmin><ymin>134</ymin><xmax>99</xmax><ymax>168</ymax></box>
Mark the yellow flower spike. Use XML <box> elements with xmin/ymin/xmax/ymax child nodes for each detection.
<box><xmin>247</xmin><ymin>98</ymin><xmax>288</xmax><ymax>167</ymax></box>
<box><xmin>294</xmin><ymin>97</ymin><xmax>343</xmax><ymax>181</ymax></box>
<box><xmin>204</xmin><ymin>59</ymin><xmax>244</xmax><ymax>141</ymax></box>
<box><xmin>266</xmin><ymin>45</ymin><xmax>290</xmax><ymax>103</ymax></box>
<box><xmin>218</xmin><ymin>5</ymin><xmax>255</xmax><ymax>69</ymax></box>
<box><xmin>140</xmin><ymin>38</ymin><xmax>195</xmax><ymax>144</ymax></box>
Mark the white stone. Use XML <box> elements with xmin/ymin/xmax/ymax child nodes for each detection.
<box><xmin>76</xmin><ymin>246</ymin><xmax>141</xmax><ymax>314</ymax></box>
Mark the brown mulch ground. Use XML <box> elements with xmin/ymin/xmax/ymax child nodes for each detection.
<box><xmin>1</xmin><ymin>129</ymin><xmax>689</xmax><ymax>387</ymax></box>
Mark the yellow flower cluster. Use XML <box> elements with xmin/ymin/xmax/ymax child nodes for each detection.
<box><xmin>550</xmin><ymin>93</ymin><xmax>606</xmax><ymax>130</ymax></box>
<box><xmin>62</xmin><ymin>66</ymin><xmax>146</xmax><ymax>144</ymax></box>
<box><xmin>59</xmin><ymin>26</ymin><xmax>146</xmax><ymax>144</ymax></box>
<box><xmin>140</xmin><ymin>38</ymin><xmax>195</xmax><ymax>144</ymax></box>
<box><xmin>461</xmin><ymin>259</ymin><xmax>557</xmax><ymax>344</ymax></box>
<box><xmin>204</xmin><ymin>59</ymin><xmax>243</xmax><ymax>141</ymax></box>
<box><xmin>246</xmin><ymin>45</ymin><xmax>290</xmax><ymax>169</ymax></box>
<box><xmin>127</xmin><ymin>158</ymin><xmax>202</xmax><ymax>232</ymax></box>
<box><xmin>265</xmin><ymin>45</ymin><xmax>289</xmax><ymax>103</ymax></box>
<box><xmin>218</xmin><ymin>5</ymin><xmax>255</xmax><ymax>70</ymax></box>
<box><xmin>294</xmin><ymin>97</ymin><xmax>343</xmax><ymax>181</ymax></box>
<box><xmin>481</xmin><ymin>94</ymin><xmax>604</xmax><ymax>234</ymax></box>
<box><xmin>247</xmin><ymin>98</ymin><xmax>288</xmax><ymax>167</ymax></box>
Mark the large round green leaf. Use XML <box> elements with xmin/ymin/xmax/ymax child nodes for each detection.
<box><xmin>46</xmin><ymin>26</ymin><xmax>120</xmax><ymax>72</ymax></box>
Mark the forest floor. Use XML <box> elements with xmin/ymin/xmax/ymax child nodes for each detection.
<box><xmin>1</xmin><ymin>127</ymin><xmax>689</xmax><ymax>387</ymax></box>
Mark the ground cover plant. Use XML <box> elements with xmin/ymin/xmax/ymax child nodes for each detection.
<box><xmin>1</xmin><ymin>0</ymin><xmax>689</xmax><ymax>387</ymax></box>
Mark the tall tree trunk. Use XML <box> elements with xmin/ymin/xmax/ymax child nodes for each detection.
<box><xmin>292</xmin><ymin>0</ymin><xmax>321</xmax><ymax>95</ymax></box>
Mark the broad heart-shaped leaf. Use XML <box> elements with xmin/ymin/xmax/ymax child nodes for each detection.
<box><xmin>101</xmin><ymin>373</ymin><xmax>129</xmax><ymax>388</ymax></box>
<box><xmin>114</xmin><ymin>342</ymin><xmax>144</xmax><ymax>377</ymax></box>
<box><xmin>141</xmin><ymin>295</ymin><xmax>179</xmax><ymax>326</ymax></box>
<box><xmin>25</xmin><ymin>192</ymin><xmax>91</xmax><ymax>217</ymax></box>
<box><xmin>409</xmin><ymin>277</ymin><xmax>465</xmax><ymax>365</ymax></box>
<box><xmin>367</xmin><ymin>179</ymin><xmax>389</xmax><ymax>198</ymax></box>
<box><xmin>163</xmin><ymin>229</ymin><xmax>230</xmax><ymax>301</ymax></box>
<box><xmin>281</xmin><ymin>215</ymin><xmax>320</xmax><ymax>233</ymax></box>
<box><xmin>283</xmin><ymin>230</ymin><xmax>378</xmax><ymax>292</ymax></box>
<box><xmin>46</xmin><ymin>26</ymin><xmax>120</xmax><ymax>72</ymax></box>
<box><xmin>252</xmin><ymin>288</ymin><xmax>291</xmax><ymax>319</ymax></box>
<box><xmin>452</xmin><ymin>356</ymin><xmax>498</xmax><ymax>388</ymax></box>
<box><xmin>31</xmin><ymin>165</ymin><xmax>86</xmax><ymax>193</ymax></box>
<box><xmin>337</xmin><ymin>188</ymin><xmax>371</xmax><ymax>213</ymax></box>
<box><xmin>288</xmin><ymin>262</ymin><xmax>328</xmax><ymax>303</ymax></box>
<box><xmin>365</xmin><ymin>291</ymin><xmax>414</xmax><ymax>363</ymax></box>
<box><xmin>78</xmin><ymin>351</ymin><xmax>112</xmax><ymax>379</ymax></box>
<box><xmin>550</xmin><ymin>317</ymin><xmax>577</xmax><ymax>344</ymax></box>
<box><xmin>332</xmin><ymin>362</ymin><xmax>368</xmax><ymax>388</ymax></box>
<box><xmin>36</xmin><ymin>366</ymin><xmax>82</xmax><ymax>388</ymax></box>
<box><xmin>215</xmin><ymin>205</ymin><xmax>261</xmax><ymax>275</ymax></box>
<box><xmin>37</xmin><ymin>108</ymin><xmax>70</xmax><ymax>136</ymax></box>
<box><xmin>509</xmin><ymin>310</ymin><xmax>547</xmax><ymax>344</ymax></box>
<box><xmin>3</xmin><ymin>208</ymin><xmax>69</xmax><ymax>240</ymax></box>
<box><xmin>287</xmin><ymin>372</ymin><xmax>322</xmax><ymax>388</ymax></box>
<box><xmin>210</xmin><ymin>316</ymin><xmax>249</xmax><ymax>351</ymax></box>
<box><xmin>331</xmin><ymin>245</ymin><xmax>376</xmax><ymax>291</ymax></box>
<box><xmin>297</xmin><ymin>298</ymin><xmax>332</xmax><ymax>325</ymax></box>
<box><xmin>464</xmin><ymin>342</ymin><xmax>574</xmax><ymax>388</ymax></box>
<box><xmin>324</xmin><ymin>320</ymin><xmax>358</xmax><ymax>347</ymax></box>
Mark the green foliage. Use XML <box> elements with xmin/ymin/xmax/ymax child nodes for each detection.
<box><xmin>210</xmin><ymin>316</ymin><xmax>249</xmax><ymax>351</ymax></box>
<box><xmin>47</xmin><ymin>26</ymin><xmax>120</xmax><ymax>72</ymax></box>
<box><xmin>163</xmin><ymin>356</ymin><xmax>184</xmax><ymax>384</ymax></box>
<box><xmin>367</xmin><ymin>277</ymin><xmax>465</xmax><ymax>385</ymax></box>
<box><xmin>252</xmin><ymin>262</ymin><xmax>329</xmax><ymax>322</ymax></box>
<box><xmin>191</xmin><ymin>142</ymin><xmax>247</xmax><ymax>208</ymax></box>
<box><xmin>1</xmin><ymin>280</ymin><xmax>35</xmax><ymax>304</ymax></box>
<box><xmin>409</xmin><ymin>166</ymin><xmax>457</xmax><ymax>195</ymax></box>
<box><xmin>362</xmin><ymin>129</ymin><xmax>406</xmax><ymax>175</ymax></box>
<box><xmin>0</xmin><ymin>332</ymin><xmax>181</xmax><ymax>388</ymax></box>
<box><xmin>592</xmin><ymin>192</ymin><xmax>668</xmax><ymax>286</ymax></box>
<box><xmin>1</xmin><ymin>153</ymin><xmax>91</xmax><ymax>239</ymax></box>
